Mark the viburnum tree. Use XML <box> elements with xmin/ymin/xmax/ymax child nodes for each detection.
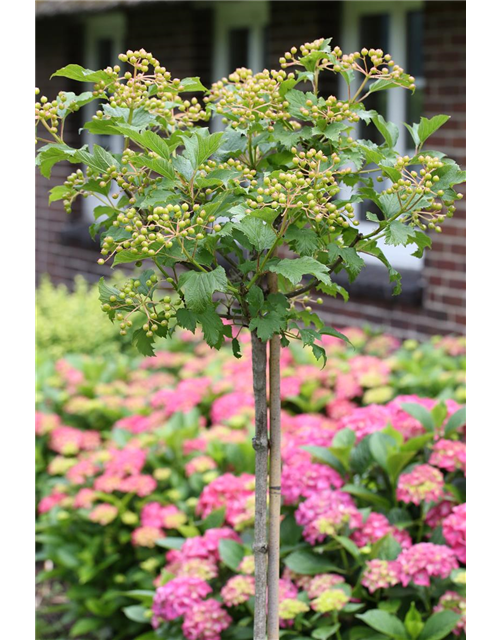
<box><xmin>35</xmin><ymin>38</ymin><xmax>465</xmax><ymax>640</ymax></box>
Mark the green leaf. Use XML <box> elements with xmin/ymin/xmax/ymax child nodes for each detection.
<box><xmin>236</xmin><ymin>217</ymin><xmax>276</xmax><ymax>252</ymax></box>
<box><xmin>51</xmin><ymin>63</ymin><xmax>113</xmax><ymax>83</ymax></box>
<box><xmin>411</xmin><ymin>231</ymin><xmax>432</xmax><ymax>258</ymax></box>
<box><xmin>400</xmin><ymin>403</ymin><xmax>435</xmax><ymax>433</ymax></box>
<box><xmin>356</xmin><ymin>610</ymin><xmax>409</xmax><ymax>639</ymax></box>
<box><xmin>36</xmin><ymin>143</ymin><xmax>82</xmax><ymax>178</ymax></box>
<box><xmin>372</xmin><ymin>114</ymin><xmax>399</xmax><ymax>147</ymax></box>
<box><xmin>178</xmin><ymin>266</ymin><xmax>228</xmax><ymax>312</ymax></box>
<box><xmin>341</xmin><ymin>484</ymin><xmax>391</xmax><ymax>509</ymax></box>
<box><xmin>156</xmin><ymin>537</ymin><xmax>185</xmax><ymax>550</ymax></box>
<box><xmin>404</xmin><ymin>602</ymin><xmax>424</xmax><ymax>640</ymax></box>
<box><xmin>48</xmin><ymin>185</ymin><xmax>73</xmax><ymax>204</ymax></box>
<box><xmin>219</xmin><ymin>539</ymin><xmax>245</xmax><ymax>571</ymax></box>
<box><xmin>179</xmin><ymin>76</ymin><xmax>207</xmax><ymax>92</ymax></box>
<box><xmin>284</xmin><ymin>550</ymin><xmax>344</xmax><ymax>575</ymax></box>
<box><xmin>384</xmin><ymin>221</ymin><xmax>416</xmax><ymax>247</ymax></box>
<box><xmin>137</xmin><ymin>155</ymin><xmax>176</xmax><ymax>180</ymax></box>
<box><xmin>328</xmin><ymin>245</ymin><xmax>365</xmax><ymax>282</ymax></box>
<box><xmin>141</xmin><ymin>131</ymin><xmax>171</xmax><ymax>159</ymax></box>
<box><xmin>335</xmin><ymin>535</ymin><xmax>360</xmax><ymax>559</ymax></box>
<box><xmin>404</xmin><ymin>123</ymin><xmax>421</xmax><ymax>148</ymax></box>
<box><xmin>69</xmin><ymin>618</ymin><xmax>103</xmax><ymax>637</ymax></box>
<box><xmin>417</xmin><ymin>115</ymin><xmax>450</xmax><ymax>146</ymax></box>
<box><xmin>247</xmin><ymin>285</ymin><xmax>265</xmax><ymax>316</ymax></box>
<box><xmin>182</xmin><ymin>129</ymin><xmax>224</xmax><ymax>170</ymax></box>
<box><xmin>418</xmin><ymin>611</ymin><xmax>461</xmax><ymax>640</ymax></box>
<box><xmin>280</xmin><ymin>514</ymin><xmax>303</xmax><ymax>547</ymax></box>
<box><xmin>387</xmin><ymin>451</ymin><xmax>417</xmax><ymax>483</ymax></box>
<box><xmin>197</xmin><ymin>306</ymin><xmax>227</xmax><ymax>348</ymax></box>
<box><xmin>444</xmin><ymin>406</ymin><xmax>466</xmax><ymax>437</ymax></box>
<box><xmin>312</xmin><ymin>624</ymin><xmax>340</xmax><ymax>640</ymax></box>
<box><xmin>123</xmin><ymin>605</ymin><xmax>149</xmax><ymax>624</ymax></box>
<box><xmin>285</xmin><ymin>225</ymin><xmax>319</xmax><ymax>256</ymax></box>
<box><xmin>269</xmin><ymin>257</ymin><xmax>331</xmax><ymax>286</ymax></box>
<box><xmin>249</xmin><ymin>310</ymin><xmax>286</xmax><ymax>342</ymax></box>
<box><xmin>369</xmin><ymin>433</ymin><xmax>397</xmax><ymax>472</ymax></box>
<box><xmin>316</xmin><ymin>281</ymin><xmax>349</xmax><ymax>302</ymax></box>
<box><xmin>176</xmin><ymin>308</ymin><xmax>197</xmax><ymax>333</ymax></box>
<box><xmin>374</xmin><ymin>534</ymin><xmax>402</xmax><ymax>561</ymax></box>
<box><xmin>132</xmin><ymin>329</ymin><xmax>155</xmax><ymax>357</ymax></box>
<box><xmin>301</xmin><ymin>445</ymin><xmax>345</xmax><ymax>475</ymax></box>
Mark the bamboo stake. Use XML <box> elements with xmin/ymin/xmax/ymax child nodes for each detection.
<box><xmin>267</xmin><ymin>272</ymin><xmax>282</xmax><ymax>640</ymax></box>
<box><xmin>250</xmin><ymin>330</ymin><xmax>269</xmax><ymax>640</ymax></box>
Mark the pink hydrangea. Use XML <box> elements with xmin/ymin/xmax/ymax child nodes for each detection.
<box><xmin>397</xmin><ymin>464</ymin><xmax>445</xmax><ymax>505</ymax></box>
<box><xmin>167</xmin><ymin>528</ymin><xmax>241</xmax><ymax>565</ymax></box>
<box><xmin>140</xmin><ymin>502</ymin><xmax>186</xmax><ymax>529</ymax></box>
<box><xmin>66</xmin><ymin>459</ymin><xmax>98</xmax><ymax>484</ymax></box>
<box><xmin>93</xmin><ymin>473</ymin><xmax>122</xmax><ymax>493</ymax></box>
<box><xmin>210</xmin><ymin>391</ymin><xmax>254</xmax><ymax>424</ymax></box>
<box><xmin>183</xmin><ymin>437</ymin><xmax>208</xmax><ymax>455</ymax></box>
<box><xmin>221</xmin><ymin>575</ymin><xmax>255</xmax><ymax>606</ymax></box>
<box><xmin>351</xmin><ymin>512</ymin><xmax>412</xmax><ymax>550</ymax></box>
<box><xmin>306</xmin><ymin>574</ymin><xmax>345</xmax><ymax>599</ymax></box>
<box><xmin>186</xmin><ymin>456</ymin><xmax>217</xmax><ymax>477</ymax></box>
<box><xmin>196</xmin><ymin>473</ymin><xmax>255</xmax><ymax>528</ymax></box>
<box><xmin>38</xmin><ymin>491</ymin><xmax>67</xmax><ymax>514</ymax></box>
<box><xmin>398</xmin><ymin>543</ymin><xmax>458</xmax><ymax>587</ymax></box>
<box><xmin>131</xmin><ymin>526</ymin><xmax>163</xmax><ymax>547</ymax></box>
<box><xmin>119</xmin><ymin>474</ymin><xmax>157</xmax><ymax>497</ymax></box>
<box><xmin>49</xmin><ymin>426</ymin><xmax>100</xmax><ymax>455</ymax></box>
<box><xmin>152</xmin><ymin>577</ymin><xmax>212</xmax><ymax>625</ymax></box>
<box><xmin>365</xmin><ymin>334</ymin><xmax>401</xmax><ymax>357</ymax></box>
<box><xmin>434</xmin><ymin>591</ymin><xmax>466</xmax><ymax>635</ymax></box>
<box><xmin>295</xmin><ymin>490</ymin><xmax>363</xmax><ymax>544</ymax></box>
<box><xmin>334</xmin><ymin>372</ymin><xmax>363</xmax><ymax>400</ymax></box>
<box><xmin>281</xmin><ymin>461</ymin><xmax>344</xmax><ymax>505</ymax></box>
<box><xmin>335</xmin><ymin>405</ymin><xmax>393</xmax><ymax>442</ymax></box>
<box><xmin>105</xmin><ymin>447</ymin><xmax>147</xmax><ymax>476</ymax></box>
<box><xmin>349</xmin><ymin>355</ymin><xmax>391</xmax><ymax>387</ymax></box>
<box><xmin>114</xmin><ymin>414</ymin><xmax>153</xmax><ymax>434</ymax></box>
<box><xmin>166</xmin><ymin>557</ymin><xmax>219</xmax><ymax>581</ymax></box>
<box><xmin>429</xmin><ymin>439</ymin><xmax>466</xmax><ymax>474</ymax></box>
<box><xmin>88</xmin><ymin>504</ymin><xmax>118</xmax><ymax>525</ymax></box>
<box><xmin>442</xmin><ymin>504</ymin><xmax>466</xmax><ymax>563</ymax></box>
<box><xmin>425</xmin><ymin>499</ymin><xmax>457</xmax><ymax>528</ymax></box>
<box><xmin>362</xmin><ymin>560</ymin><xmax>402</xmax><ymax>593</ymax></box>
<box><xmin>73</xmin><ymin>488</ymin><xmax>97</xmax><ymax>509</ymax></box>
<box><xmin>35</xmin><ymin>412</ymin><xmax>62</xmax><ymax>436</ymax></box>
<box><xmin>181</xmin><ymin>598</ymin><xmax>232</xmax><ymax>640</ymax></box>
<box><xmin>325</xmin><ymin>398</ymin><xmax>357</xmax><ymax>421</ymax></box>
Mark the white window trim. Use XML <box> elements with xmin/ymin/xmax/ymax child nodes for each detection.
<box><xmin>82</xmin><ymin>13</ymin><xmax>126</xmax><ymax>223</ymax></box>
<box><xmin>212</xmin><ymin>0</ymin><xmax>270</xmax><ymax>81</ymax></box>
<box><xmin>340</xmin><ymin>0</ymin><xmax>424</xmax><ymax>270</ymax></box>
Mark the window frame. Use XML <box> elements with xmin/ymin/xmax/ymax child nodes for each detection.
<box><xmin>340</xmin><ymin>0</ymin><xmax>425</xmax><ymax>270</ymax></box>
<box><xmin>212</xmin><ymin>0</ymin><xmax>270</xmax><ymax>82</ymax></box>
<box><xmin>82</xmin><ymin>12</ymin><xmax>126</xmax><ymax>223</ymax></box>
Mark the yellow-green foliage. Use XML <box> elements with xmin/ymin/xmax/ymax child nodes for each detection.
<box><xmin>36</xmin><ymin>276</ymin><xmax>130</xmax><ymax>359</ymax></box>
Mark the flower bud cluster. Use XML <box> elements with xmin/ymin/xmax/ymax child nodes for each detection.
<box><xmin>206</xmin><ymin>67</ymin><xmax>294</xmax><ymax>131</ymax></box>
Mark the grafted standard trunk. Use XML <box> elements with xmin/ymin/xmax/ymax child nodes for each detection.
<box><xmin>251</xmin><ymin>330</ymin><xmax>268</xmax><ymax>640</ymax></box>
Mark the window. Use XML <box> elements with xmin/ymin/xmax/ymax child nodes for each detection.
<box><xmin>211</xmin><ymin>1</ymin><xmax>269</xmax><ymax>131</ymax></box>
<box><xmin>82</xmin><ymin>13</ymin><xmax>126</xmax><ymax>223</ymax></box>
<box><xmin>340</xmin><ymin>1</ymin><xmax>424</xmax><ymax>269</ymax></box>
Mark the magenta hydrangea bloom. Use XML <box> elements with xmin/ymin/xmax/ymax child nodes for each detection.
<box><xmin>210</xmin><ymin>391</ymin><xmax>254</xmax><ymax>424</ymax></box>
<box><xmin>398</xmin><ymin>543</ymin><xmax>458</xmax><ymax>587</ymax></box>
<box><xmin>397</xmin><ymin>464</ymin><xmax>445</xmax><ymax>505</ymax></box>
<box><xmin>281</xmin><ymin>461</ymin><xmax>344</xmax><ymax>505</ymax></box>
<box><xmin>88</xmin><ymin>503</ymin><xmax>118</xmax><ymax>525</ymax></box>
<box><xmin>295</xmin><ymin>490</ymin><xmax>363</xmax><ymax>544</ymax></box>
<box><xmin>73</xmin><ymin>488</ymin><xmax>97</xmax><ymax>509</ymax></box>
<box><xmin>35</xmin><ymin>411</ymin><xmax>62</xmax><ymax>436</ymax></box>
<box><xmin>442</xmin><ymin>503</ymin><xmax>466</xmax><ymax>563</ymax></box>
<box><xmin>131</xmin><ymin>526</ymin><xmax>163</xmax><ymax>547</ymax></box>
<box><xmin>335</xmin><ymin>405</ymin><xmax>394</xmax><ymax>442</ymax></box>
<box><xmin>221</xmin><ymin>575</ymin><xmax>255</xmax><ymax>606</ymax></box>
<box><xmin>152</xmin><ymin>577</ymin><xmax>212</xmax><ymax>625</ymax></box>
<box><xmin>306</xmin><ymin>574</ymin><xmax>345</xmax><ymax>599</ymax></box>
<box><xmin>119</xmin><ymin>474</ymin><xmax>157</xmax><ymax>497</ymax></box>
<box><xmin>196</xmin><ymin>473</ymin><xmax>255</xmax><ymax>528</ymax></box>
<box><xmin>105</xmin><ymin>446</ymin><xmax>147</xmax><ymax>476</ymax></box>
<box><xmin>429</xmin><ymin>439</ymin><xmax>466</xmax><ymax>474</ymax></box>
<box><xmin>181</xmin><ymin>598</ymin><xmax>231</xmax><ymax>640</ymax></box>
<box><xmin>38</xmin><ymin>491</ymin><xmax>67</xmax><ymax>514</ymax></box>
<box><xmin>351</xmin><ymin>512</ymin><xmax>412</xmax><ymax>549</ymax></box>
<box><xmin>425</xmin><ymin>499</ymin><xmax>457</xmax><ymax>528</ymax></box>
<box><xmin>362</xmin><ymin>559</ymin><xmax>402</xmax><ymax>593</ymax></box>
<box><xmin>186</xmin><ymin>455</ymin><xmax>218</xmax><ymax>477</ymax></box>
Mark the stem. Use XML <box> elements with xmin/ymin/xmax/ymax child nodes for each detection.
<box><xmin>267</xmin><ymin>272</ymin><xmax>282</xmax><ymax>640</ymax></box>
<box><xmin>251</xmin><ymin>330</ymin><xmax>269</xmax><ymax>640</ymax></box>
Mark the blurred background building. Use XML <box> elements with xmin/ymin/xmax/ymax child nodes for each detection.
<box><xmin>35</xmin><ymin>0</ymin><xmax>465</xmax><ymax>337</ymax></box>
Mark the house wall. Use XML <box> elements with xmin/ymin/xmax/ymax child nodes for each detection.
<box><xmin>35</xmin><ymin>1</ymin><xmax>465</xmax><ymax>338</ymax></box>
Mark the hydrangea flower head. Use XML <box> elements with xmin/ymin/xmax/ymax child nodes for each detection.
<box><xmin>311</xmin><ymin>589</ymin><xmax>349</xmax><ymax>613</ymax></box>
<box><xmin>434</xmin><ymin>591</ymin><xmax>466</xmax><ymax>636</ymax></box>
<box><xmin>306</xmin><ymin>574</ymin><xmax>345</xmax><ymax>599</ymax></box>
<box><xmin>361</xmin><ymin>559</ymin><xmax>401</xmax><ymax>593</ymax></box>
<box><xmin>278</xmin><ymin>598</ymin><xmax>309</xmax><ymax>620</ymax></box>
<box><xmin>398</xmin><ymin>543</ymin><xmax>458</xmax><ymax>587</ymax></box>
<box><xmin>429</xmin><ymin>439</ymin><xmax>466</xmax><ymax>474</ymax></box>
<box><xmin>131</xmin><ymin>526</ymin><xmax>163</xmax><ymax>547</ymax></box>
<box><xmin>181</xmin><ymin>598</ymin><xmax>231</xmax><ymax>640</ymax></box>
<box><xmin>296</xmin><ymin>490</ymin><xmax>363</xmax><ymax>544</ymax></box>
<box><xmin>221</xmin><ymin>575</ymin><xmax>255</xmax><ymax>606</ymax></box>
<box><xmin>397</xmin><ymin>464</ymin><xmax>445</xmax><ymax>505</ymax></box>
<box><xmin>186</xmin><ymin>455</ymin><xmax>217</xmax><ymax>477</ymax></box>
<box><xmin>152</xmin><ymin>577</ymin><xmax>212</xmax><ymax>624</ymax></box>
<box><xmin>89</xmin><ymin>504</ymin><xmax>118</xmax><ymax>525</ymax></box>
<box><xmin>281</xmin><ymin>460</ymin><xmax>344</xmax><ymax>505</ymax></box>
<box><xmin>442</xmin><ymin>503</ymin><xmax>466</xmax><ymax>563</ymax></box>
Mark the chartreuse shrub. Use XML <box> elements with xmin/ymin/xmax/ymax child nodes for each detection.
<box><xmin>36</xmin><ymin>331</ymin><xmax>466</xmax><ymax>640</ymax></box>
<box><xmin>36</xmin><ymin>36</ymin><xmax>465</xmax><ymax>640</ymax></box>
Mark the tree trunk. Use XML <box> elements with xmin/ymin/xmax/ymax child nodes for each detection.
<box><xmin>251</xmin><ymin>330</ymin><xmax>269</xmax><ymax>640</ymax></box>
<box><xmin>267</xmin><ymin>273</ymin><xmax>282</xmax><ymax>640</ymax></box>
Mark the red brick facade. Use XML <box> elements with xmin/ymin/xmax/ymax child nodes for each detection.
<box><xmin>35</xmin><ymin>1</ymin><xmax>465</xmax><ymax>338</ymax></box>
